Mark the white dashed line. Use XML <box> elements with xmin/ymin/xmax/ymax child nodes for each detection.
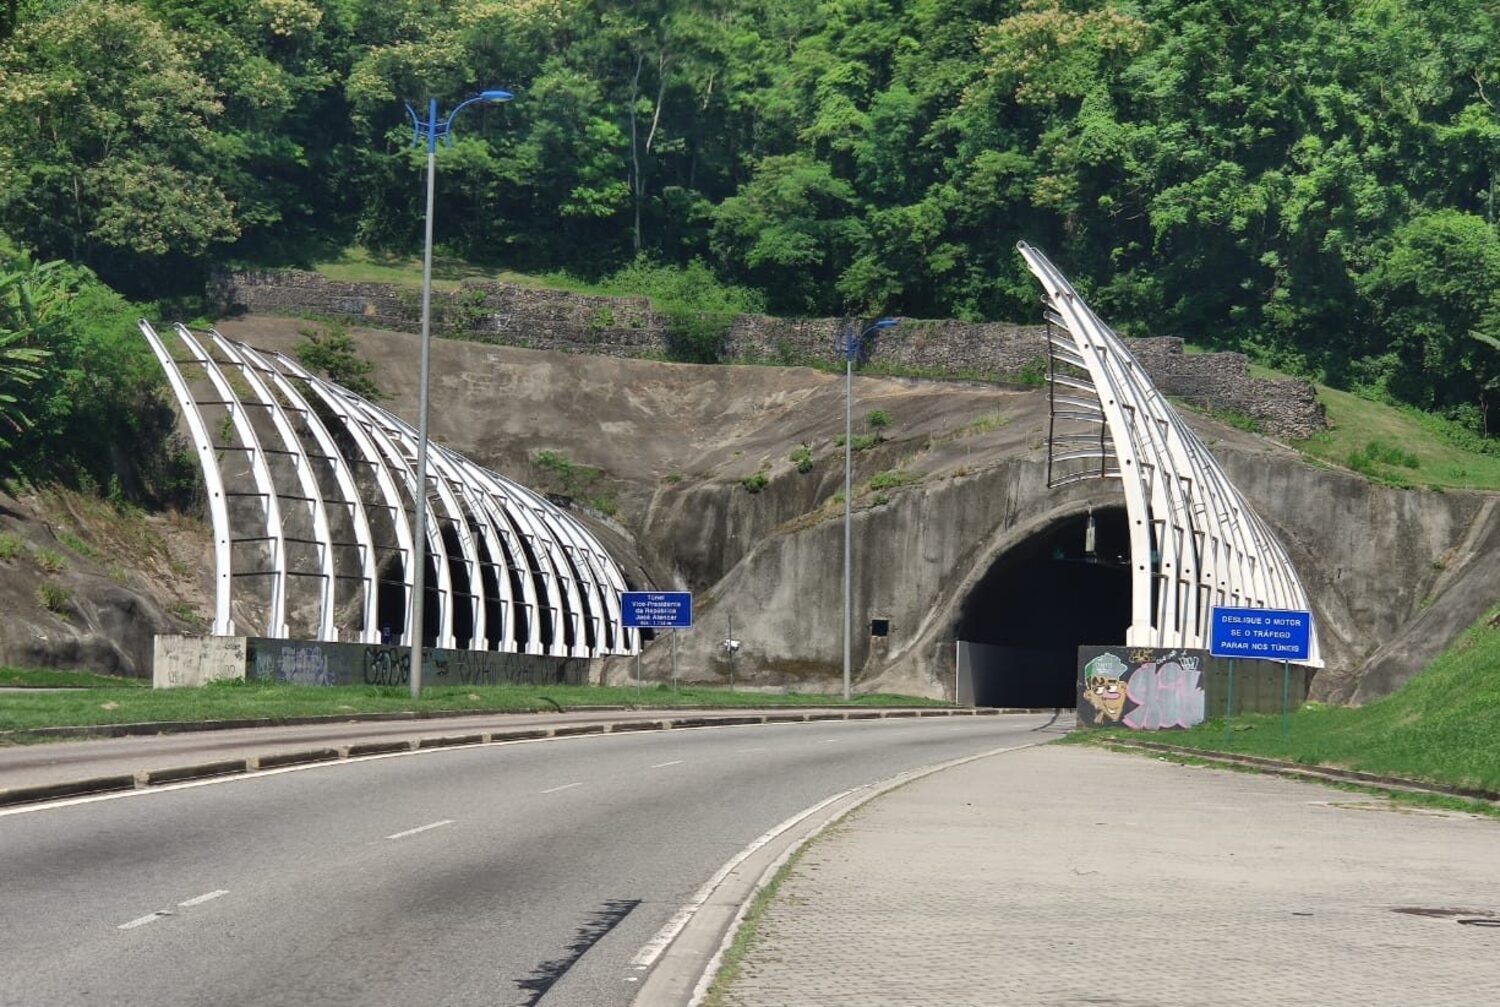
<box><xmin>735</xmin><ymin>748</ymin><xmax>767</xmax><ymax>754</ymax></box>
<box><xmin>118</xmin><ymin>911</ymin><xmax>172</xmax><ymax>931</ymax></box>
<box><xmin>817</xmin><ymin>739</ymin><xmax>840</xmax><ymax>744</ymax></box>
<box><xmin>541</xmin><ymin>782</ymin><xmax>584</xmax><ymax>795</ymax></box>
<box><xmin>177</xmin><ymin>890</ymin><xmax>229</xmax><ymax>908</ymax></box>
<box><xmin>650</xmin><ymin>760</ymin><xmax>684</xmax><ymax>769</ymax></box>
<box><xmin>385</xmin><ymin>819</ymin><xmax>454</xmax><ymax>840</ymax></box>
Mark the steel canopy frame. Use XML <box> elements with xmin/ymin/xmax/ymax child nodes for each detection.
<box><xmin>1018</xmin><ymin>243</ymin><xmax>1321</xmax><ymax>665</ymax></box>
<box><xmin>142</xmin><ymin>324</ymin><xmax>638</xmax><ymax>659</ymax></box>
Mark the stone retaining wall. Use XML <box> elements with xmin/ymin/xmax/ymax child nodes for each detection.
<box><xmin>217</xmin><ymin>270</ymin><xmax>1326</xmax><ymax>439</ymax></box>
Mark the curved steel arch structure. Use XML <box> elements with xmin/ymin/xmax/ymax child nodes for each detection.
<box><xmin>139</xmin><ymin>321</ymin><xmax>638</xmax><ymax>659</ymax></box>
<box><xmin>1017</xmin><ymin>243</ymin><xmax>1321</xmax><ymax>665</ymax></box>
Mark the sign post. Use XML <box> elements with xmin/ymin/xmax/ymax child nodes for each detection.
<box><xmin>1209</xmin><ymin>607</ymin><xmax>1314</xmax><ymax>741</ymax></box>
<box><xmin>621</xmin><ymin>591</ymin><xmax>694</xmax><ymax>692</ymax></box>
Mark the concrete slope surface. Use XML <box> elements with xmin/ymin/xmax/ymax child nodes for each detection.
<box><xmin>0</xmin><ymin>714</ymin><xmax>1051</xmax><ymax>1007</ymax></box>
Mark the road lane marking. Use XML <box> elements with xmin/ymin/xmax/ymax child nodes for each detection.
<box><xmin>817</xmin><ymin>739</ymin><xmax>840</xmax><ymax>744</ymax></box>
<box><xmin>118</xmin><ymin>911</ymin><xmax>172</xmax><ymax>931</ymax></box>
<box><xmin>735</xmin><ymin>748</ymin><xmax>766</xmax><ymax>754</ymax></box>
<box><xmin>629</xmin><ymin>788</ymin><xmax>854</xmax><ymax>971</ymax></box>
<box><xmin>541</xmin><ymin>782</ymin><xmax>583</xmax><ymax>794</ymax></box>
<box><xmin>650</xmin><ymin>760</ymin><xmax>684</xmax><ymax>769</ymax></box>
<box><xmin>177</xmin><ymin>890</ymin><xmax>228</xmax><ymax>908</ymax></box>
<box><xmin>385</xmin><ymin>819</ymin><xmax>454</xmax><ymax>840</ymax></box>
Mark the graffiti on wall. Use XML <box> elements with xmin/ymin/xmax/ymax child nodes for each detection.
<box><xmin>1078</xmin><ymin>647</ymin><xmax>1206</xmax><ymax>730</ymax></box>
<box><xmin>244</xmin><ymin>637</ymin><xmax>590</xmax><ymax>688</ymax></box>
<box><xmin>249</xmin><ymin>642</ymin><xmax>333</xmax><ymax>686</ymax></box>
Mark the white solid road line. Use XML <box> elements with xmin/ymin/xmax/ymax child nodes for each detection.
<box><xmin>177</xmin><ymin>890</ymin><xmax>229</xmax><ymax>908</ymax></box>
<box><xmin>385</xmin><ymin>819</ymin><xmax>454</xmax><ymax>840</ymax></box>
<box><xmin>650</xmin><ymin>760</ymin><xmax>684</xmax><ymax>769</ymax></box>
<box><xmin>117</xmin><ymin>911</ymin><xmax>172</xmax><ymax>931</ymax></box>
<box><xmin>541</xmin><ymin>782</ymin><xmax>584</xmax><ymax>794</ymax></box>
<box><xmin>628</xmin><ymin>788</ymin><xmax>854</xmax><ymax>971</ymax></box>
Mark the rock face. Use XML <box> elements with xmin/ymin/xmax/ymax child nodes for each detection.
<box><xmin>202</xmin><ymin>318</ymin><xmax>1495</xmax><ymax>704</ymax></box>
<box><xmin>217</xmin><ymin>270</ymin><xmax>1326</xmax><ymax>440</ymax></box>
<box><xmin>5</xmin><ymin>309</ymin><xmax>1482</xmax><ymax>701</ymax></box>
<box><xmin>0</xmin><ymin>490</ymin><xmax>209</xmax><ymax>677</ymax></box>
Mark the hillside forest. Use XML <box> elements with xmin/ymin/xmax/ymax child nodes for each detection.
<box><xmin>0</xmin><ymin>0</ymin><xmax>1497</xmax><ymax>494</ymax></box>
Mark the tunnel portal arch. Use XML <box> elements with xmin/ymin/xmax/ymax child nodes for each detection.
<box><xmin>955</xmin><ymin>507</ymin><xmax>1131</xmax><ymax>708</ymax></box>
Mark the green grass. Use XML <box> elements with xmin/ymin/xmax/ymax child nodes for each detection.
<box><xmin>1087</xmin><ymin>603</ymin><xmax>1500</xmax><ymax>792</ymax></box>
<box><xmin>312</xmin><ymin>247</ymin><xmax>507</xmax><ymax>292</ymax></box>
<box><xmin>0</xmin><ymin>681</ymin><xmax>948</xmax><ymax>737</ymax></box>
<box><xmin>0</xmin><ymin>667</ymin><xmax>149</xmax><ymax>689</ymax></box>
<box><xmin>1293</xmin><ymin>386</ymin><xmax>1500</xmax><ymax>490</ymax></box>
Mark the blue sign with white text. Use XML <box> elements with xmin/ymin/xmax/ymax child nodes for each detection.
<box><xmin>621</xmin><ymin>591</ymin><xmax>693</xmax><ymax>629</ymax></box>
<box><xmin>1209</xmin><ymin>607</ymin><xmax>1313</xmax><ymax>662</ymax></box>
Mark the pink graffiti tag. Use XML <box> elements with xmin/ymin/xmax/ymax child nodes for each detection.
<box><xmin>1122</xmin><ymin>660</ymin><xmax>1205</xmax><ymax>729</ymax></box>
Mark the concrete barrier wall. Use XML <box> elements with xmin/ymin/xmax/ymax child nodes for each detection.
<box><xmin>153</xmin><ymin>634</ymin><xmax>591</xmax><ymax>688</ymax></box>
<box><xmin>153</xmin><ymin>635</ymin><xmax>248</xmax><ymax>688</ymax></box>
<box><xmin>1077</xmin><ymin>645</ymin><xmax>1311</xmax><ymax>730</ymax></box>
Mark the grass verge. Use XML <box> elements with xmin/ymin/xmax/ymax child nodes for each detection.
<box><xmin>0</xmin><ymin>680</ymin><xmax>946</xmax><ymax>737</ymax></box>
<box><xmin>700</xmin><ymin>836</ymin><xmax>818</xmax><ymax>1007</ymax></box>
<box><xmin>0</xmin><ymin>667</ymin><xmax>149</xmax><ymax>689</ymax></box>
<box><xmin>1069</xmin><ymin>602</ymin><xmax>1500</xmax><ymax>792</ymax></box>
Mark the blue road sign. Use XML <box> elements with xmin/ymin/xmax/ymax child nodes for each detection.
<box><xmin>1209</xmin><ymin>607</ymin><xmax>1313</xmax><ymax>662</ymax></box>
<box><xmin>621</xmin><ymin>591</ymin><xmax>693</xmax><ymax>629</ymax></box>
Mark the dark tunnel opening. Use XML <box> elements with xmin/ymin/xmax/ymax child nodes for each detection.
<box><xmin>955</xmin><ymin>507</ymin><xmax>1132</xmax><ymax>708</ymax></box>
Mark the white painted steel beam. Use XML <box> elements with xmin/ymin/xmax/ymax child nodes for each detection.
<box><xmin>143</xmin><ymin>326</ymin><xmax>639</xmax><ymax>660</ymax></box>
<box><xmin>139</xmin><ymin>322</ymin><xmax>235</xmax><ymax>635</ymax></box>
<box><xmin>1019</xmin><ymin>243</ymin><xmax>1321</xmax><ymax>666</ymax></box>
<box><xmin>171</xmin><ymin>325</ymin><xmax>289</xmax><ymax>638</ymax></box>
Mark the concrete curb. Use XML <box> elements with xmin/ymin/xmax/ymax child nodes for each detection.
<box><xmin>1098</xmin><ymin>738</ymin><xmax>1500</xmax><ymax>806</ymax></box>
<box><xmin>0</xmin><ymin>708</ymin><xmax>1001</xmax><ymax>810</ymax></box>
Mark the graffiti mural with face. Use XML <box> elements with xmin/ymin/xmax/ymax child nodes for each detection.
<box><xmin>1081</xmin><ymin>652</ymin><xmax>1130</xmax><ymax>723</ymax></box>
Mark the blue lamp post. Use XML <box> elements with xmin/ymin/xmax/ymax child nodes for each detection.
<box><xmin>404</xmin><ymin>89</ymin><xmax>513</xmax><ymax>698</ymax></box>
<box><xmin>840</xmin><ymin>317</ymin><xmax>898</xmax><ymax>701</ymax></box>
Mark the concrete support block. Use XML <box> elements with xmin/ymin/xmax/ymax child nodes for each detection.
<box><xmin>153</xmin><ymin>634</ymin><xmax>247</xmax><ymax>689</ymax></box>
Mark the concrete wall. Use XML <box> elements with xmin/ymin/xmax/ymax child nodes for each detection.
<box><xmin>217</xmin><ymin>270</ymin><xmax>1326</xmax><ymax>440</ymax></box>
<box><xmin>153</xmin><ymin>634</ymin><xmax>248</xmax><ymax>688</ymax></box>
<box><xmin>153</xmin><ymin>634</ymin><xmax>591</xmax><ymax>688</ymax></box>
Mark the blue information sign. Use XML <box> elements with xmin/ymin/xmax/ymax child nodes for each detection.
<box><xmin>1209</xmin><ymin>607</ymin><xmax>1313</xmax><ymax>662</ymax></box>
<box><xmin>621</xmin><ymin>591</ymin><xmax>693</xmax><ymax>629</ymax></box>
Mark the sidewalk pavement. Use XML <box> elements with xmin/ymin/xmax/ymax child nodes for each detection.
<box><xmin>0</xmin><ymin>707</ymin><xmax>992</xmax><ymax>805</ymax></box>
<box><xmin>715</xmin><ymin>743</ymin><xmax>1500</xmax><ymax>1007</ymax></box>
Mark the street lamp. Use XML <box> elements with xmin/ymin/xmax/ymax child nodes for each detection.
<box><xmin>404</xmin><ymin>89</ymin><xmax>513</xmax><ymax>698</ymax></box>
<box><xmin>840</xmin><ymin>317</ymin><xmax>898</xmax><ymax>702</ymax></box>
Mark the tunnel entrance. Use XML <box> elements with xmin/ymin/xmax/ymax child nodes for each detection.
<box><xmin>955</xmin><ymin>507</ymin><xmax>1131</xmax><ymax>708</ymax></box>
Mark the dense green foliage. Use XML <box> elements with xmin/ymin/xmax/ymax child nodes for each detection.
<box><xmin>0</xmin><ymin>233</ymin><xmax>191</xmax><ymax>497</ymax></box>
<box><xmin>0</xmin><ymin>0</ymin><xmax>1496</xmax><ymax>435</ymax></box>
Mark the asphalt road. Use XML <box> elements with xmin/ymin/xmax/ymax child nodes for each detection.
<box><xmin>0</xmin><ymin>714</ymin><xmax>1055</xmax><ymax>1007</ymax></box>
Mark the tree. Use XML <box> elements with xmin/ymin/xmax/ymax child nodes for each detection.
<box><xmin>0</xmin><ymin>3</ymin><xmax>238</xmax><ymax>294</ymax></box>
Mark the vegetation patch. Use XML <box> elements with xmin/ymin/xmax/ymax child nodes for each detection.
<box><xmin>0</xmin><ymin>532</ymin><xmax>24</xmax><ymax>561</ymax></box>
<box><xmin>790</xmin><ymin>443</ymin><xmax>814</xmax><ymax>473</ymax></box>
<box><xmin>866</xmin><ymin>469</ymin><xmax>921</xmax><ymax>492</ymax></box>
<box><xmin>0</xmin><ymin>667</ymin><xmax>147</xmax><ymax>689</ymax></box>
<box><xmin>55</xmin><ymin>529</ymin><xmax>97</xmax><ymax>559</ymax></box>
<box><xmin>35</xmin><ymin>582</ymin><xmax>72</xmax><ymax>614</ymax></box>
<box><xmin>294</xmin><ymin>319</ymin><xmax>383</xmax><ymax>401</ymax></box>
<box><xmin>741</xmin><ymin>469</ymin><xmax>769</xmax><ymax>494</ymax></box>
<box><xmin>530</xmin><ymin>449</ymin><xmax>618</xmax><ymax>515</ymax></box>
